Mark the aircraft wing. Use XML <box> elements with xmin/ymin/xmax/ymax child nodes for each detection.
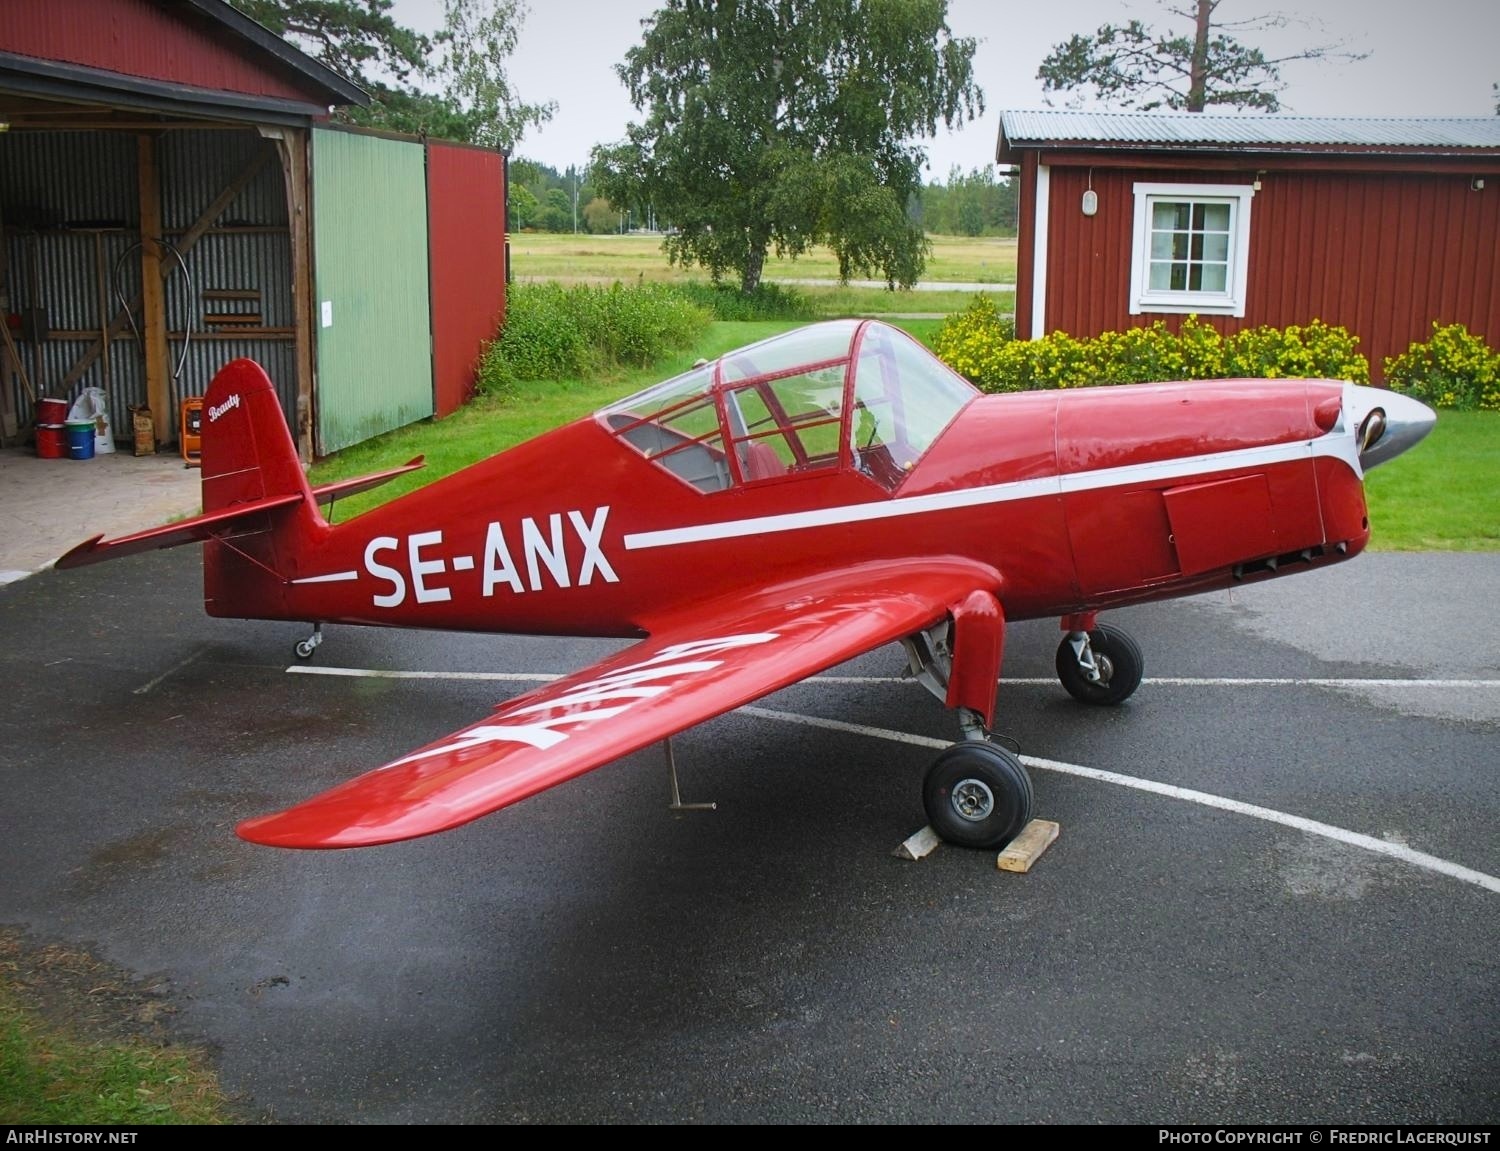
<box><xmin>237</xmin><ymin>557</ymin><xmax>999</xmax><ymax>849</ymax></box>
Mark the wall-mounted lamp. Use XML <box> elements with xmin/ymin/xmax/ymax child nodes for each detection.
<box><xmin>1472</xmin><ymin>177</ymin><xmax>1486</xmax><ymax>192</ymax></box>
<box><xmin>0</xmin><ymin>122</ymin><xmax>9</xmax><ymax>133</ymax></box>
<box><xmin>1081</xmin><ymin>168</ymin><xmax>1097</xmax><ymax>216</ymax></box>
<box><xmin>1253</xmin><ymin>170</ymin><xmax>1265</xmax><ymax>192</ymax></box>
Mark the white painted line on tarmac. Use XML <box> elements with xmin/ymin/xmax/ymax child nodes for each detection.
<box><xmin>288</xmin><ymin>666</ymin><xmax>561</xmax><ymax>682</ymax></box>
<box><xmin>135</xmin><ymin>646</ymin><xmax>207</xmax><ymax>695</ymax></box>
<box><xmin>806</xmin><ymin>675</ymin><xmax>1500</xmax><ymax>688</ymax></box>
<box><xmin>289</xmin><ymin>662</ymin><xmax>1499</xmax><ymax>894</ymax></box>
<box><xmin>742</xmin><ymin>706</ymin><xmax>1500</xmax><ymax>897</ymax></box>
<box><xmin>289</xmin><ymin>665</ymin><xmax>1500</xmax><ymax>690</ymax></box>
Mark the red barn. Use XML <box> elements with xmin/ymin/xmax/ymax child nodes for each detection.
<box><xmin>1</xmin><ymin>0</ymin><xmax>506</xmax><ymax>461</ymax></box>
<box><xmin>998</xmin><ymin>111</ymin><xmax>1500</xmax><ymax>381</ymax></box>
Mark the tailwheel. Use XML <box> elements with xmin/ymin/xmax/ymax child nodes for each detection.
<box><xmin>293</xmin><ymin>623</ymin><xmax>324</xmax><ymax>662</ymax></box>
<box><xmin>1056</xmin><ymin>622</ymin><xmax>1143</xmax><ymax>706</ymax></box>
<box><xmin>923</xmin><ymin>741</ymin><xmax>1034</xmax><ymax>850</ymax></box>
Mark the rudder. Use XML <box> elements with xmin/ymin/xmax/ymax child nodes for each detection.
<box><xmin>201</xmin><ymin>359</ymin><xmax>316</xmax><ymax>512</ymax></box>
<box><xmin>200</xmin><ymin>360</ymin><xmax>324</xmax><ymax>618</ymax></box>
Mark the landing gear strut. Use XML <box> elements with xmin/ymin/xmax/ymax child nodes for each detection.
<box><xmin>1056</xmin><ymin>621</ymin><xmax>1143</xmax><ymax>706</ymax></box>
<box><xmin>293</xmin><ymin>623</ymin><xmax>323</xmax><ymax>662</ymax></box>
<box><xmin>904</xmin><ymin>620</ymin><xmax>1034</xmax><ymax>850</ymax></box>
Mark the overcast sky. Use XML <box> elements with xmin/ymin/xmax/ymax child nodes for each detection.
<box><xmin>388</xmin><ymin>0</ymin><xmax>1500</xmax><ymax>176</ymax></box>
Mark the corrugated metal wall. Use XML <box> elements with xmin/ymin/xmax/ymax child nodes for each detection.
<box><xmin>158</xmin><ymin>130</ymin><xmax>298</xmax><ymax>424</ymax></box>
<box><xmin>311</xmin><ymin>126</ymin><xmax>433</xmax><ymax>453</ymax></box>
<box><xmin>426</xmin><ymin>141</ymin><xmax>505</xmax><ymax>419</ymax></box>
<box><xmin>1</xmin><ymin>128</ymin><xmax>297</xmax><ymax>435</ymax></box>
<box><xmin>1039</xmin><ymin>163</ymin><xmax>1500</xmax><ymax>381</ymax></box>
<box><xmin>1</xmin><ymin>131</ymin><xmax>142</xmax><ymax>426</ymax></box>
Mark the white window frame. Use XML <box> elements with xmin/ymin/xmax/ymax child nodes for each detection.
<box><xmin>1129</xmin><ymin>182</ymin><xmax>1254</xmax><ymax>317</ymax></box>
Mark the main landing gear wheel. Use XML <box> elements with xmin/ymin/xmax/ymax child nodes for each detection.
<box><xmin>1056</xmin><ymin>623</ymin><xmax>1144</xmax><ymax>706</ymax></box>
<box><xmin>923</xmin><ymin>741</ymin><xmax>1034</xmax><ymax>850</ymax></box>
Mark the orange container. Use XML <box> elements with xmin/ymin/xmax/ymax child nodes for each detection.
<box><xmin>180</xmin><ymin>397</ymin><xmax>203</xmax><ymax>466</ymax></box>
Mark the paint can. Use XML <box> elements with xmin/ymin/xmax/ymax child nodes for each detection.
<box><xmin>65</xmin><ymin>421</ymin><xmax>96</xmax><ymax>460</ymax></box>
<box><xmin>35</xmin><ymin>424</ymin><xmax>66</xmax><ymax>459</ymax></box>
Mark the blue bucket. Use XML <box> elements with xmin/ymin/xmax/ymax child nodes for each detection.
<box><xmin>65</xmin><ymin>421</ymin><xmax>95</xmax><ymax>460</ymax></box>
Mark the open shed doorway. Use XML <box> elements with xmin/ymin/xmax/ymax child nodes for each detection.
<box><xmin>2</xmin><ymin>124</ymin><xmax>301</xmax><ymax>452</ymax></box>
<box><xmin>1</xmin><ymin>122</ymin><xmax>311</xmax><ymax>579</ymax></box>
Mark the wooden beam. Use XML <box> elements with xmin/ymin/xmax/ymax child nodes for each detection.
<box><xmin>95</xmin><ymin>232</ymin><xmax>110</xmax><ymax>398</ymax></box>
<box><xmin>138</xmin><ymin>133</ymin><xmax>170</xmax><ymax>442</ymax></box>
<box><xmin>177</xmin><ymin>149</ymin><xmax>270</xmax><ymax>254</ymax></box>
<box><xmin>58</xmin><ymin>143</ymin><xmax>273</xmax><ymax>394</ymax></box>
<box><xmin>996</xmin><ymin>819</ymin><xmax>1061</xmax><ymax>874</ymax></box>
<box><xmin>264</xmin><ymin>125</ymin><xmax>317</xmax><ymax>463</ymax></box>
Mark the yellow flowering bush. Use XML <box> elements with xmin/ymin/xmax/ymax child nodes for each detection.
<box><xmin>931</xmin><ymin>295</ymin><xmax>1017</xmax><ymax>387</ymax></box>
<box><xmin>934</xmin><ymin>301</ymin><xmax>1370</xmax><ymax>393</ymax></box>
<box><xmin>1385</xmin><ymin>322</ymin><xmax>1500</xmax><ymax>411</ymax></box>
<box><xmin>1223</xmin><ymin>320</ymin><xmax>1369</xmax><ymax>383</ymax></box>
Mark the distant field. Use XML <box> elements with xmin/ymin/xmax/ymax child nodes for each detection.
<box><xmin>508</xmin><ymin>232</ymin><xmax>1017</xmax><ymax>287</ymax></box>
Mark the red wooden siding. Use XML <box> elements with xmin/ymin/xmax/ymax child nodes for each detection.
<box><xmin>426</xmin><ymin>142</ymin><xmax>507</xmax><ymax>419</ymax></box>
<box><xmin>0</xmin><ymin>0</ymin><xmax>322</xmax><ymax>103</ymax></box>
<box><xmin>1035</xmin><ymin>162</ymin><xmax>1500</xmax><ymax>382</ymax></box>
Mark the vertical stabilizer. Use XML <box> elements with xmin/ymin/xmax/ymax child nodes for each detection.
<box><xmin>200</xmin><ymin>359</ymin><xmax>325</xmax><ymax>617</ymax></box>
<box><xmin>201</xmin><ymin>359</ymin><xmax>317</xmax><ymax>512</ymax></box>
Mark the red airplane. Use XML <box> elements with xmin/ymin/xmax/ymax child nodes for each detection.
<box><xmin>57</xmin><ymin>319</ymin><xmax>1434</xmax><ymax>852</ymax></box>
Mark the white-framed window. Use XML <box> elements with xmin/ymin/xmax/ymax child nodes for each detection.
<box><xmin>1129</xmin><ymin>182</ymin><xmax>1254</xmax><ymax>317</ymax></box>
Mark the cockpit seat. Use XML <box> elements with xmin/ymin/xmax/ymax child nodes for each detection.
<box><xmin>745</xmin><ymin>441</ymin><xmax>787</xmax><ymax>480</ymax></box>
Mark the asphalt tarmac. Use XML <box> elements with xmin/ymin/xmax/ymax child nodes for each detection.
<box><xmin>1</xmin><ymin>549</ymin><xmax>1496</xmax><ymax>1124</ymax></box>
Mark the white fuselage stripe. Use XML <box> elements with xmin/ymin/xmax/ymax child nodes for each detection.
<box><xmin>291</xmin><ymin>570</ymin><xmax>360</xmax><ymax>584</ymax></box>
<box><xmin>623</xmin><ymin>433</ymin><xmax>1359</xmax><ymax>551</ymax></box>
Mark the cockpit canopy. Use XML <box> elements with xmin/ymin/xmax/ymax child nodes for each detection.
<box><xmin>598</xmin><ymin>320</ymin><xmax>977</xmax><ymax>493</ymax></box>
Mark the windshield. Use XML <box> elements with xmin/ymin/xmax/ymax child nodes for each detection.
<box><xmin>599</xmin><ymin>320</ymin><xmax>976</xmax><ymax>493</ymax></box>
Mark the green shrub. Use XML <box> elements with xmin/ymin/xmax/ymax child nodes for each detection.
<box><xmin>935</xmin><ymin>307</ymin><xmax>1369</xmax><ymax>393</ymax></box>
<box><xmin>673</xmin><ymin>280</ymin><xmax>814</xmax><ymax>321</ymax></box>
<box><xmin>479</xmin><ymin>282</ymin><xmax>709</xmax><ymax>393</ymax></box>
<box><xmin>1385</xmin><ymin>322</ymin><xmax>1500</xmax><ymax>411</ymax></box>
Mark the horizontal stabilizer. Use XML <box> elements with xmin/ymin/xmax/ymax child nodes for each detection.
<box><xmin>54</xmin><ymin>492</ymin><xmax>304</xmax><ymax>570</ymax></box>
<box><xmin>310</xmin><ymin>457</ymin><xmax>425</xmax><ymax>506</ymax></box>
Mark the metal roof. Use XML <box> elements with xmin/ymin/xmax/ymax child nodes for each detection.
<box><xmin>997</xmin><ymin>110</ymin><xmax>1500</xmax><ymax>160</ymax></box>
<box><xmin>180</xmin><ymin>0</ymin><xmax>368</xmax><ymax>106</ymax></box>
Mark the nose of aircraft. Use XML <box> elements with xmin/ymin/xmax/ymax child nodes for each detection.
<box><xmin>1344</xmin><ymin>384</ymin><xmax>1437</xmax><ymax>469</ymax></box>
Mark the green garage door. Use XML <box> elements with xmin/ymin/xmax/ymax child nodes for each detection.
<box><xmin>312</xmin><ymin>126</ymin><xmax>433</xmax><ymax>453</ymax></box>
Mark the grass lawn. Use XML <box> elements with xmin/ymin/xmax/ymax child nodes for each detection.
<box><xmin>509</xmin><ymin>231</ymin><xmax>1017</xmax><ymax>288</ymax></box>
<box><xmin>313</xmin><ymin>321</ymin><xmax>802</xmax><ymax>518</ymax></box>
<box><xmin>1364</xmin><ymin>410</ymin><xmax>1499</xmax><ymax>550</ymax></box>
<box><xmin>310</xmin><ymin>318</ymin><xmax>950</xmax><ymax>518</ymax></box>
<box><xmin>0</xmin><ymin>935</ymin><xmax>231</xmax><ymax>1125</ymax></box>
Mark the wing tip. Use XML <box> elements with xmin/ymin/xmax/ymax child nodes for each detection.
<box><xmin>235</xmin><ymin>810</ymin><xmax>439</xmax><ymax>850</ymax></box>
<box><xmin>236</xmin><ymin>813</ymin><xmax>356</xmax><ymax>850</ymax></box>
<box><xmin>54</xmin><ymin>535</ymin><xmax>107</xmax><ymax>570</ymax></box>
